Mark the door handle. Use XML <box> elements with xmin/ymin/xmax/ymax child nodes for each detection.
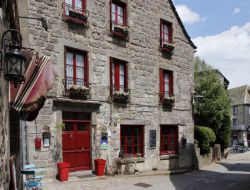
<box><xmin>82</xmin><ymin>147</ymin><xmax>85</xmax><ymax>151</ymax></box>
<box><xmin>70</xmin><ymin>135</ymin><xmax>73</xmax><ymax>139</ymax></box>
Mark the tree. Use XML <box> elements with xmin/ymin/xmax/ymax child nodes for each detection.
<box><xmin>194</xmin><ymin>56</ymin><xmax>231</xmax><ymax>151</ymax></box>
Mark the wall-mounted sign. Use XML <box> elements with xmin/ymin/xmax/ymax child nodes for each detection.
<box><xmin>100</xmin><ymin>132</ymin><xmax>108</xmax><ymax>150</ymax></box>
<box><xmin>149</xmin><ymin>130</ymin><xmax>156</xmax><ymax>148</ymax></box>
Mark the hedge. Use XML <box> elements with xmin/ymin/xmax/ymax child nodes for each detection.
<box><xmin>194</xmin><ymin>125</ymin><xmax>216</xmax><ymax>154</ymax></box>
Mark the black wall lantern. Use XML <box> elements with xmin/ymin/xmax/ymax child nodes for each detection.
<box><xmin>0</xmin><ymin>29</ymin><xmax>26</xmax><ymax>87</ymax></box>
<box><xmin>42</xmin><ymin>131</ymin><xmax>51</xmax><ymax>148</ymax></box>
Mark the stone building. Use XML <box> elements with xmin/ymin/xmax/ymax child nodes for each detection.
<box><xmin>19</xmin><ymin>0</ymin><xmax>196</xmax><ymax>177</ymax></box>
<box><xmin>228</xmin><ymin>85</ymin><xmax>250</xmax><ymax>146</ymax></box>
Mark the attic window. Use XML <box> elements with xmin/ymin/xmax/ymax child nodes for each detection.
<box><xmin>160</xmin><ymin>19</ymin><xmax>174</xmax><ymax>53</ymax></box>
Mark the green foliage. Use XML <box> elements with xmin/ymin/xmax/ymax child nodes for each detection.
<box><xmin>194</xmin><ymin>56</ymin><xmax>231</xmax><ymax>151</ymax></box>
<box><xmin>195</xmin><ymin>125</ymin><xmax>216</xmax><ymax>154</ymax></box>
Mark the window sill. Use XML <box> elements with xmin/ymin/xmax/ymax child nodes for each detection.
<box><xmin>160</xmin><ymin>154</ymin><xmax>178</xmax><ymax>160</ymax></box>
<box><xmin>160</xmin><ymin>47</ymin><xmax>174</xmax><ymax>53</ymax></box>
<box><xmin>111</xmin><ymin>31</ymin><xmax>129</xmax><ymax>41</ymax></box>
<box><xmin>116</xmin><ymin>157</ymin><xmax>145</xmax><ymax>164</ymax></box>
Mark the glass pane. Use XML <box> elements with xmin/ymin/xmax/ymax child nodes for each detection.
<box><xmin>77</xmin><ymin>123</ymin><xmax>87</xmax><ymax>131</ymax></box>
<box><xmin>127</xmin><ymin>137</ymin><xmax>132</xmax><ymax>145</ymax></box>
<box><xmin>76</xmin><ymin>54</ymin><xmax>84</xmax><ymax>66</ymax></box>
<box><xmin>112</xmin><ymin>4</ymin><xmax>116</xmax><ymax>13</ymax></box>
<box><xmin>121</xmin><ymin>137</ymin><xmax>124</xmax><ymax>145</ymax></box>
<box><xmin>75</xmin><ymin>0</ymin><xmax>82</xmax><ymax>9</ymax></box>
<box><xmin>76</xmin><ymin>67</ymin><xmax>84</xmax><ymax>82</ymax></box>
<box><xmin>134</xmin><ymin>136</ymin><xmax>138</xmax><ymax>144</ymax></box>
<box><xmin>126</xmin><ymin>127</ymin><xmax>132</xmax><ymax>136</ymax></box>
<box><xmin>127</xmin><ymin>146</ymin><xmax>132</xmax><ymax>154</ymax></box>
<box><xmin>66</xmin><ymin>65</ymin><xmax>73</xmax><ymax>77</ymax></box>
<box><xmin>112</xmin><ymin>63</ymin><xmax>115</xmax><ymax>89</ymax></box>
<box><xmin>66</xmin><ymin>52</ymin><xmax>73</xmax><ymax>65</ymax></box>
<box><xmin>64</xmin><ymin>123</ymin><xmax>73</xmax><ymax>131</ymax></box>
<box><xmin>65</xmin><ymin>0</ymin><xmax>72</xmax><ymax>5</ymax></box>
<box><xmin>66</xmin><ymin>77</ymin><xmax>73</xmax><ymax>89</ymax></box>
<box><xmin>120</xmin><ymin>64</ymin><xmax>125</xmax><ymax>90</ymax></box>
<box><xmin>134</xmin><ymin>146</ymin><xmax>138</xmax><ymax>153</ymax></box>
<box><xmin>164</xmin><ymin>144</ymin><xmax>168</xmax><ymax>151</ymax></box>
<box><xmin>118</xmin><ymin>15</ymin><xmax>123</xmax><ymax>25</ymax></box>
<box><xmin>112</xmin><ymin>13</ymin><xmax>116</xmax><ymax>22</ymax></box>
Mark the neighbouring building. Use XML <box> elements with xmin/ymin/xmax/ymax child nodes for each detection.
<box><xmin>18</xmin><ymin>0</ymin><xmax>196</xmax><ymax>178</ymax></box>
<box><xmin>228</xmin><ymin>85</ymin><xmax>250</xmax><ymax>146</ymax></box>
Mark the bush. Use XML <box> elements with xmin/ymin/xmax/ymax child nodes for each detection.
<box><xmin>195</xmin><ymin>125</ymin><xmax>216</xmax><ymax>154</ymax></box>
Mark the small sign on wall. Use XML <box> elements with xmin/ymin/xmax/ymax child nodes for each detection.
<box><xmin>149</xmin><ymin>130</ymin><xmax>156</xmax><ymax>148</ymax></box>
<box><xmin>100</xmin><ymin>132</ymin><xmax>108</xmax><ymax>150</ymax></box>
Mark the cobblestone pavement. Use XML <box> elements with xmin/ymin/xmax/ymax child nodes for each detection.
<box><xmin>43</xmin><ymin>151</ymin><xmax>250</xmax><ymax>190</ymax></box>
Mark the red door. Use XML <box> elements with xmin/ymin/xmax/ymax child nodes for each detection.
<box><xmin>62</xmin><ymin>121</ymin><xmax>91</xmax><ymax>171</ymax></box>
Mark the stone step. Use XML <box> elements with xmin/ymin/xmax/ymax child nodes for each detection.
<box><xmin>69</xmin><ymin>170</ymin><xmax>93</xmax><ymax>178</ymax></box>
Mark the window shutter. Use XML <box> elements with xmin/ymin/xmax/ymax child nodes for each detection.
<box><xmin>160</xmin><ymin>19</ymin><xmax>163</xmax><ymax>47</ymax></box>
<box><xmin>115</xmin><ymin>62</ymin><xmax>120</xmax><ymax>91</ymax></box>
<box><xmin>169</xmin><ymin>71</ymin><xmax>174</xmax><ymax>96</ymax></box>
<box><xmin>109</xmin><ymin>57</ymin><xmax>113</xmax><ymax>96</ymax></box>
<box><xmin>125</xmin><ymin>62</ymin><xmax>128</xmax><ymax>91</ymax></box>
<box><xmin>168</xmin><ymin>23</ymin><xmax>173</xmax><ymax>43</ymax></box>
<box><xmin>159</xmin><ymin>68</ymin><xmax>164</xmax><ymax>100</ymax></box>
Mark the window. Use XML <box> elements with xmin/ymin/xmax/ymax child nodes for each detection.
<box><xmin>233</xmin><ymin>118</ymin><xmax>238</xmax><ymax>126</ymax></box>
<box><xmin>160</xmin><ymin>125</ymin><xmax>178</xmax><ymax>155</ymax></box>
<box><xmin>110</xmin><ymin>1</ymin><xmax>128</xmax><ymax>38</ymax></box>
<box><xmin>248</xmin><ymin>107</ymin><xmax>250</xmax><ymax>115</ymax></box>
<box><xmin>65</xmin><ymin>48</ymin><xmax>88</xmax><ymax>89</ymax></box>
<box><xmin>64</xmin><ymin>0</ymin><xmax>88</xmax><ymax>24</ymax></box>
<box><xmin>120</xmin><ymin>125</ymin><xmax>144</xmax><ymax>156</ymax></box>
<box><xmin>110</xmin><ymin>58</ymin><xmax>128</xmax><ymax>94</ymax></box>
<box><xmin>159</xmin><ymin>69</ymin><xmax>173</xmax><ymax>99</ymax></box>
<box><xmin>233</xmin><ymin>106</ymin><xmax>238</xmax><ymax>115</ymax></box>
<box><xmin>160</xmin><ymin>19</ymin><xmax>173</xmax><ymax>50</ymax></box>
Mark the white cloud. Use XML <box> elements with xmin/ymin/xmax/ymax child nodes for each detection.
<box><xmin>176</xmin><ymin>5</ymin><xmax>202</xmax><ymax>24</ymax></box>
<box><xmin>193</xmin><ymin>23</ymin><xmax>250</xmax><ymax>88</ymax></box>
<box><xmin>233</xmin><ymin>7</ymin><xmax>241</xmax><ymax>14</ymax></box>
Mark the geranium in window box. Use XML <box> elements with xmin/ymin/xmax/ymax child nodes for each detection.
<box><xmin>69</xmin><ymin>84</ymin><xmax>90</xmax><ymax>100</ymax></box>
<box><xmin>113</xmin><ymin>91</ymin><xmax>129</xmax><ymax>103</ymax></box>
<box><xmin>113</xmin><ymin>25</ymin><xmax>129</xmax><ymax>39</ymax></box>
<box><xmin>69</xmin><ymin>10</ymin><xmax>88</xmax><ymax>21</ymax></box>
<box><xmin>162</xmin><ymin>96</ymin><xmax>175</xmax><ymax>107</ymax></box>
<box><xmin>162</xmin><ymin>43</ymin><xmax>175</xmax><ymax>53</ymax></box>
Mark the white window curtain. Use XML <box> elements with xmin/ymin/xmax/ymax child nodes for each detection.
<box><xmin>66</xmin><ymin>52</ymin><xmax>74</xmax><ymax>89</ymax></box>
<box><xmin>163</xmin><ymin>24</ymin><xmax>169</xmax><ymax>44</ymax></box>
<box><xmin>118</xmin><ymin>6</ymin><xmax>124</xmax><ymax>25</ymax></box>
<box><xmin>65</xmin><ymin>0</ymin><xmax>72</xmax><ymax>15</ymax></box>
<box><xmin>120</xmin><ymin>64</ymin><xmax>125</xmax><ymax>92</ymax></box>
<box><xmin>164</xmin><ymin>72</ymin><xmax>169</xmax><ymax>97</ymax></box>
<box><xmin>112</xmin><ymin>63</ymin><xmax>115</xmax><ymax>91</ymax></box>
<box><xmin>75</xmin><ymin>0</ymin><xmax>82</xmax><ymax>10</ymax></box>
<box><xmin>76</xmin><ymin>54</ymin><xmax>84</xmax><ymax>86</ymax></box>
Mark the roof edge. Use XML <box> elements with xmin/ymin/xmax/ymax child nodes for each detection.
<box><xmin>169</xmin><ymin>0</ymin><xmax>197</xmax><ymax>49</ymax></box>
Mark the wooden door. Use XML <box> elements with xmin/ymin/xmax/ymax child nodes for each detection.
<box><xmin>62</xmin><ymin>121</ymin><xmax>90</xmax><ymax>171</ymax></box>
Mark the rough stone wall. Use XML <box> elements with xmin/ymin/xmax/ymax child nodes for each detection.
<box><xmin>23</xmin><ymin>0</ymin><xmax>194</xmax><ymax>176</ymax></box>
<box><xmin>0</xmin><ymin>4</ymin><xmax>10</xmax><ymax>190</ymax></box>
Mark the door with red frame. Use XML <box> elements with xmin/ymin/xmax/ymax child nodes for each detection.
<box><xmin>62</xmin><ymin>121</ymin><xmax>91</xmax><ymax>171</ymax></box>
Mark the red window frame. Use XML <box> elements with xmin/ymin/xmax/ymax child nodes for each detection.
<box><xmin>159</xmin><ymin>69</ymin><xmax>173</xmax><ymax>100</ymax></box>
<box><xmin>110</xmin><ymin>58</ymin><xmax>128</xmax><ymax>95</ymax></box>
<box><xmin>160</xmin><ymin>125</ymin><xmax>178</xmax><ymax>155</ymax></box>
<box><xmin>64</xmin><ymin>0</ymin><xmax>87</xmax><ymax>24</ymax></box>
<box><xmin>160</xmin><ymin>19</ymin><xmax>173</xmax><ymax>47</ymax></box>
<box><xmin>120</xmin><ymin>125</ymin><xmax>144</xmax><ymax>157</ymax></box>
<box><xmin>64</xmin><ymin>47</ymin><xmax>88</xmax><ymax>90</ymax></box>
<box><xmin>110</xmin><ymin>0</ymin><xmax>127</xmax><ymax>27</ymax></box>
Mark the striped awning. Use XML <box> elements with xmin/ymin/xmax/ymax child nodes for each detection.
<box><xmin>9</xmin><ymin>50</ymin><xmax>55</xmax><ymax>121</ymax></box>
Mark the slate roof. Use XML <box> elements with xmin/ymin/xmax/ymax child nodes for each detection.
<box><xmin>169</xmin><ymin>0</ymin><xmax>197</xmax><ymax>49</ymax></box>
<box><xmin>228</xmin><ymin>85</ymin><xmax>250</xmax><ymax>105</ymax></box>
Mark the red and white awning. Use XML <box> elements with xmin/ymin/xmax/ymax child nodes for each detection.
<box><xmin>9</xmin><ymin>51</ymin><xmax>55</xmax><ymax>121</ymax></box>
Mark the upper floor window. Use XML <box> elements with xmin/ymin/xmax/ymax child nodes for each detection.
<box><xmin>64</xmin><ymin>0</ymin><xmax>89</xmax><ymax>24</ymax></box>
<box><xmin>248</xmin><ymin>106</ymin><xmax>250</xmax><ymax>115</ymax></box>
<box><xmin>110</xmin><ymin>58</ymin><xmax>128</xmax><ymax>93</ymax></box>
<box><xmin>110</xmin><ymin>1</ymin><xmax>128</xmax><ymax>39</ymax></box>
<box><xmin>233</xmin><ymin>106</ymin><xmax>238</xmax><ymax>115</ymax></box>
<box><xmin>160</xmin><ymin>19</ymin><xmax>174</xmax><ymax>52</ymax></box>
<box><xmin>65</xmin><ymin>48</ymin><xmax>88</xmax><ymax>89</ymax></box>
<box><xmin>159</xmin><ymin>69</ymin><xmax>173</xmax><ymax>99</ymax></box>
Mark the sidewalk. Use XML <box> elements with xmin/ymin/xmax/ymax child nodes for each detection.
<box><xmin>42</xmin><ymin>168</ymin><xmax>191</xmax><ymax>190</ymax></box>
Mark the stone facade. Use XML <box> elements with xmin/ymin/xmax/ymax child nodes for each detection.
<box><xmin>21</xmin><ymin>0</ymin><xmax>195</xmax><ymax>177</ymax></box>
<box><xmin>0</xmin><ymin>2</ymin><xmax>10</xmax><ymax>190</ymax></box>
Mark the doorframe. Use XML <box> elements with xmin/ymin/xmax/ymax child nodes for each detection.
<box><xmin>61</xmin><ymin>112</ymin><xmax>92</xmax><ymax>172</ymax></box>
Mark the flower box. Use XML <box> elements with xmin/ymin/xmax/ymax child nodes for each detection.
<box><xmin>69</xmin><ymin>10</ymin><xmax>88</xmax><ymax>21</ymax></box>
<box><xmin>68</xmin><ymin>85</ymin><xmax>90</xmax><ymax>100</ymax></box>
<box><xmin>113</xmin><ymin>25</ymin><xmax>129</xmax><ymax>39</ymax></box>
<box><xmin>162</xmin><ymin>43</ymin><xmax>175</xmax><ymax>53</ymax></box>
<box><xmin>162</xmin><ymin>96</ymin><xmax>175</xmax><ymax>107</ymax></box>
<box><xmin>112</xmin><ymin>91</ymin><xmax>129</xmax><ymax>103</ymax></box>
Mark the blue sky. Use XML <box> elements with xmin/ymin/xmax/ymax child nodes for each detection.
<box><xmin>173</xmin><ymin>0</ymin><xmax>250</xmax><ymax>88</ymax></box>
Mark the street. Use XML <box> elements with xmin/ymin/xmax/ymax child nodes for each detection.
<box><xmin>43</xmin><ymin>151</ymin><xmax>250</xmax><ymax>190</ymax></box>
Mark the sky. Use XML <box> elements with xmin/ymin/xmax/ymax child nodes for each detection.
<box><xmin>173</xmin><ymin>0</ymin><xmax>250</xmax><ymax>89</ymax></box>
